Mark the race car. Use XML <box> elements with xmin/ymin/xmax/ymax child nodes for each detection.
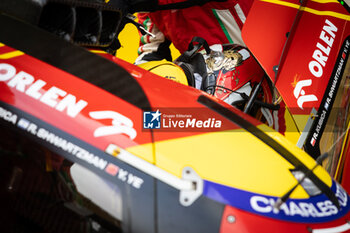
<box><xmin>0</xmin><ymin>0</ymin><xmax>350</xmax><ymax>233</ymax></box>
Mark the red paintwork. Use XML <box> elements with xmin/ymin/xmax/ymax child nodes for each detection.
<box><xmin>242</xmin><ymin>0</ymin><xmax>350</xmax><ymax>202</ymax></box>
<box><xmin>210</xmin><ymin>45</ymin><xmax>266</xmax><ymax>100</ymax></box>
<box><xmin>220</xmin><ymin>204</ymin><xmax>350</xmax><ymax>233</ymax></box>
<box><xmin>242</xmin><ymin>0</ymin><xmax>300</xmax><ymax>81</ymax></box>
<box><xmin>0</xmin><ymin>47</ymin><xmax>149</xmax><ymax>150</ymax></box>
<box><xmin>243</xmin><ymin>0</ymin><xmax>350</xmax><ymax>116</ymax></box>
<box><xmin>0</xmin><ymin>46</ymin><xmax>264</xmax><ymax>155</ymax></box>
<box><xmin>275</xmin><ymin>6</ymin><xmax>349</xmax><ymax>115</ymax></box>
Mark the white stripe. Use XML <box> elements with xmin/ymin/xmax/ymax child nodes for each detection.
<box><xmin>312</xmin><ymin>222</ymin><xmax>350</xmax><ymax>233</ymax></box>
<box><xmin>261</xmin><ymin>107</ymin><xmax>274</xmax><ymax>127</ymax></box>
<box><xmin>234</xmin><ymin>3</ymin><xmax>246</xmax><ymax>24</ymax></box>
<box><xmin>214</xmin><ymin>9</ymin><xmax>246</xmax><ymax>46</ymax></box>
<box><xmin>105</xmin><ymin>144</ymin><xmax>194</xmax><ymax>191</ymax></box>
<box><xmin>296</xmin><ymin>108</ymin><xmax>317</xmax><ymax>148</ymax></box>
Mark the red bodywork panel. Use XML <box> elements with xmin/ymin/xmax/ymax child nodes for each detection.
<box><xmin>0</xmin><ymin>45</ymin><xmax>256</xmax><ymax>158</ymax></box>
<box><xmin>220</xmin><ymin>204</ymin><xmax>350</xmax><ymax>233</ymax></box>
<box><xmin>0</xmin><ymin>46</ymin><xmax>147</xmax><ymax>150</ymax></box>
<box><xmin>243</xmin><ymin>0</ymin><xmax>350</xmax><ymax>116</ymax></box>
<box><xmin>242</xmin><ymin>0</ymin><xmax>299</xmax><ymax>81</ymax></box>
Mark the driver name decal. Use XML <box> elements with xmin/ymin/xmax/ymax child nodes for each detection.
<box><xmin>204</xmin><ymin>180</ymin><xmax>350</xmax><ymax>223</ymax></box>
<box><xmin>250</xmin><ymin>195</ymin><xmax>338</xmax><ymax>217</ymax></box>
<box><xmin>0</xmin><ymin>106</ymin><xmax>17</xmax><ymax>124</ymax></box>
<box><xmin>250</xmin><ymin>182</ymin><xmax>348</xmax><ymax>218</ymax></box>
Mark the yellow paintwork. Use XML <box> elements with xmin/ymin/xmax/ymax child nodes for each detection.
<box><xmin>89</xmin><ymin>49</ymin><xmax>108</xmax><ymax>54</ymax></box>
<box><xmin>283</xmin><ymin>106</ymin><xmax>301</xmax><ymax>145</ymax></box>
<box><xmin>260</xmin><ymin>0</ymin><xmax>350</xmax><ymax>21</ymax></box>
<box><xmin>259</xmin><ymin>124</ymin><xmax>331</xmax><ymax>186</ymax></box>
<box><xmin>0</xmin><ymin>50</ymin><xmax>24</xmax><ymax>59</ymax></box>
<box><xmin>293</xmin><ymin>114</ymin><xmax>310</xmax><ymax>133</ymax></box>
<box><xmin>138</xmin><ymin>60</ymin><xmax>189</xmax><ymax>85</ymax></box>
<box><xmin>116</xmin><ymin>23</ymin><xmax>140</xmax><ymax>63</ymax></box>
<box><xmin>126</xmin><ymin>143</ymin><xmax>155</xmax><ymax>164</ymax></box>
<box><xmin>335</xmin><ymin>122</ymin><xmax>350</xmax><ymax>179</ymax></box>
<box><xmin>116</xmin><ymin>16</ymin><xmax>180</xmax><ymax>63</ymax></box>
<box><xmin>0</xmin><ymin>43</ymin><xmax>24</xmax><ymax>59</ymax></box>
<box><xmin>142</xmin><ymin>125</ymin><xmax>332</xmax><ymax>199</ymax></box>
<box><xmin>311</xmin><ymin>0</ymin><xmax>341</xmax><ymax>3</ymax></box>
<box><xmin>71</xmin><ymin>10</ymin><xmax>336</xmax><ymax>200</ymax></box>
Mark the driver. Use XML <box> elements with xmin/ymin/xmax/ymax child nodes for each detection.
<box><xmin>133</xmin><ymin>0</ymin><xmax>252</xmax><ymax>64</ymax></box>
<box><xmin>130</xmin><ymin>0</ymin><xmax>287</xmax><ymax>134</ymax></box>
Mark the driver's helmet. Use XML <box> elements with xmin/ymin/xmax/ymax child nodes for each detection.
<box><xmin>138</xmin><ymin>60</ymin><xmax>189</xmax><ymax>85</ymax></box>
<box><xmin>175</xmin><ymin>39</ymin><xmax>276</xmax><ymax>125</ymax></box>
<box><xmin>202</xmin><ymin>44</ymin><xmax>273</xmax><ymax>110</ymax></box>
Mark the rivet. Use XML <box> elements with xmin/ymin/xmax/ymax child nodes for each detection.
<box><xmin>227</xmin><ymin>215</ymin><xmax>235</xmax><ymax>223</ymax></box>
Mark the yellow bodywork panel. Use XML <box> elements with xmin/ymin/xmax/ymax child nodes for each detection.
<box><xmin>283</xmin><ymin>106</ymin><xmax>301</xmax><ymax>145</ymax></box>
<box><xmin>150</xmin><ymin>126</ymin><xmax>331</xmax><ymax>199</ymax></box>
<box><xmin>126</xmin><ymin>143</ymin><xmax>155</xmax><ymax>164</ymax></box>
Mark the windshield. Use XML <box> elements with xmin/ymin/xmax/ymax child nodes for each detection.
<box><xmin>319</xmin><ymin>50</ymin><xmax>350</xmax><ymax>177</ymax></box>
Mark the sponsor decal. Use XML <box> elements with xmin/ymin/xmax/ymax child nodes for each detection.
<box><xmin>309</xmin><ymin>19</ymin><xmax>338</xmax><ymax>79</ymax></box>
<box><xmin>293</xmin><ymin>19</ymin><xmax>338</xmax><ymax>110</ymax></box>
<box><xmin>203</xmin><ymin>180</ymin><xmax>350</xmax><ymax>223</ymax></box>
<box><xmin>143</xmin><ymin>109</ymin><xmax>222</xmax><ymax>130</ymax></box>
<box><xmin>0</xmin><ymin>63</ymin><xmax>88</xmax><ymax>118</ymax></box>
<box><xmin>293</xmin><ymin>79</ymin><xmax>318</xmax><ymax>110</ymax></box>
<box><xmin>0</xmin><ymin>62</ymin><xmax>137</xmax><ymax>140</ymax></box>
<box><xmin>311</xmin><ymin>137</ymin><xmax>316</xmax><ymax>147</ymax></box>
<box><xmin>89</xmin><ymin>110</ymin><xmax>137</xmax><ymax>139</ymax></box>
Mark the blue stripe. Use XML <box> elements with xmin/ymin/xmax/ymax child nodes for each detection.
<box><xmin>203</xmin><ymin>179</ymin><xmax>350</xmax><ymax>223</ymax></box>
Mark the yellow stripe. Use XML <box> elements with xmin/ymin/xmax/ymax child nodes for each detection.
<box><xmin>310</xmin><ymin>0</ymin><xmax>339</xmax><ymax>3</ymax></box>
<box><xmin>334</xmin><ymin>124</ymin><xmax>350</xmax><ymax>179</ymax></box>
<box><xmin>0</xmin><ymin>50</ymin><xmax>24</xmax><ymax>59</ymax></box>
<box><xmin>89</xmin><ymin>49</ymin><xmax>107</xmax><ymax>54</ymax></box>
<box><xmin>302</xmin><ymin>7</ymin><xmax>350</xmax><ymax>20</ymax></box>
<box><xmin>0</xmin><ymin>43</ymin><xmax>4</xmax><ymax>47</ymax></box>
<box><xmin>260</xmin><ymin>0</ymin><xmax>350</xmax><ymax>21</ymax></box>
<box><xmin>261</xmin><ymin>0</ymin><xmax>301</xmax><ymax>9</ymax></box>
